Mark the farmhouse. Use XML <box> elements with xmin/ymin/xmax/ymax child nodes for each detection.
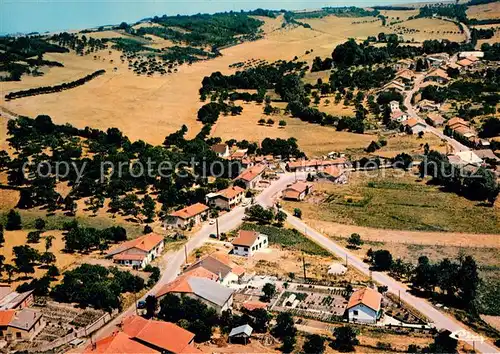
<box><xmin>84</xmin><ymin>315</ymin><xmax>200</xmax><ymax>353</ymax></box>
<box><xmin>235</xmin><ymin>164</ymin><xmax>266</xmax><ymax>189</ymax></box>
<box><xmin>232</xmin><ymin>230</ymin><xmax>269</xmax><ymax>257</ymax></box>
<box><xmin>346</xmin><ymin>287</ymin><xmax>382</xmax><ymax>324</ymax></box>
<box><xmin>0</xmin><ymin>285</ymin><xmax>34</xmax><ymax>310</ymax></box>
<box><xmin>206</xmin><ymin>186</ymin><xmax>245</xmax><ymax>210</ymax></box>
<box><xmin>167</xmin><ymin>203</ymin><xmax>209</xmax><ymax>228</ymax></box>
<box><xmin>382</xmin><ymin>80</ymin><xmax>406</xmax><ymax>92</ymax></box>
<box><xmin>286</xmin><ymin>158</ymin><xmax>349</xmax><ymax>172</ymax></box>
<box><xmin>405</xmin><ymin>118</ymin><xmax>427</xmax><ymax>135</ymax></box>
<box><xmin>211</xmin><ymin>143</ymin><xmax>230</xmax><ymax>158</ymax></box>
<box><xmin>0</xmin><ymin>308</ymin><xmax>45</xmax><ymax>341</ymax></box>
<box><xmin>156</xmin><ymin>276</ymin><xmax>234</xmax><ymax>314</ymax></box>
<box><xmin>391</xmin><ymin>110</ymin><xmax>408</xmax><ymax>122</ymax></box>
<box><xmin>457</xmin><ymin>58</ymin><xmax>476</xmax><ymax>70</ymax></box>
<box><xmin>317</xmin><ymin>166</ymin><xmax>348</xmax><ymax>184</ymax></box>
<box><xmin>426</xmin><ymin>112</ymin><xmax>445</xmax><ymax>127</ymax></box>
<box><xmin>186</xmin><ymin>253</ymin><xmax>244</xmax><ymax>286</ymax></box>
<box><xmin>282</xmin><ymin>181</ymin><xmax>313</xmax><ymax>201</ymax></box>
<box><xmin>107</xmin><ymin>232</ymin><xmax>164</xmax><ymax>269</ymax></box>
<box><xmin>418</xmin><ymin>99</ymin><xmax>441</xmax><ymax>112</ymax></box>
<box><xmin>425</xmin><ymin>69</ymin><xmax>449</xmax><ymax>84</ymax></box>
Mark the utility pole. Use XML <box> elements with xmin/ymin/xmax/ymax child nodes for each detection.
<box><xmin>216</xmin><ymin>218</ymin><xmax>220</xmax><ymax>239</ymax></box>
<box><xmin>345</xmin><ymin>254</ymin><xmax>348</xmax><ymax>267</ymax></box>
<box><xmin>398</xmin><ymin>290</ymin><xmax>401</xmax><ymax>306</ymax></box>
<box><xmin>133</xmin><ymin>285</ymin><xmax>138</xmax><ymax>315</ymax></box>
<box><xmin>302</xmin><ymin>252</ymin><xmax>307</xmax><ymax>281</ymax></box>
<box><xmin>184</xmin><ymin>244</ymin><xmax>188</xmax><ymax>264</ymax></box>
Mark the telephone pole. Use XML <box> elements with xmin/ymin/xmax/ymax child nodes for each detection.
<box><xmin>216</xmin><ymin>218</ymin><xmax>220</xmax><ymax>239</ymax></box>
<box><xmin>302</xmin><ymin>252</ymin><xmax>307</xmax><ymax>281</ymax></box>
<box><xmin>184</xmin><ymin>244</ymin><xmax>188</xmax><ymax>264</ymax></box>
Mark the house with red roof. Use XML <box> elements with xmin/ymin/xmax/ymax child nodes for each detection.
<box><xmin>346</xmin><ymin>287</ymin><xmax>383</xmax><ymax>324</ymax></box>
<box><xmin>167</xmin><ymin>203</ymin><xmax>209</xmax><ymax>229</ymax></box>
<box><xmin>107</xmin><ymin>233</ymin><xmax>165</xmax><ymax>269</ymax></box>
<box><xmin>0</xmin><ymin>308</ymin><xmax>45</xmax><ymax>342</ymax></box>
<box><xmin>206</xmin><ymin>186</ymin><xmax>245</xmax><ymax>210</ymax></box>
<box><xmin>234</xmin><ymin>164</ymin><xmax>266</xmax><ymax>189</ymax></box>
<box><xmin>282</xmin><ymin>181</ymin><xmax>313</xmax><ymax>201</ymax></box>
<box><xmin>84</xmin><ymin>315</ymin><xmax>201</xmax><ymax>353</ymax></box>
<box><xmin>231</xmin><ymin>230</ymin><xmax>268</xmax><ymax>257</ymax></box>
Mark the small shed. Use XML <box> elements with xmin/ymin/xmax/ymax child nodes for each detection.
<box><xmin>229</xmin><ymin>324</ymin><xmax>253</xmax><ymax>344</ymax></box>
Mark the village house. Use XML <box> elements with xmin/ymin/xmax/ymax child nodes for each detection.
<box><xmin>84</xmin><ymin>315</ymin><xmax>201</xmax><ymax>354</ymax></box>
<box><xmin>211</xmin><ymin>143</ymin><xmax>230</xmax><ymax>158</ymax></box>
<box><xmin>426</xmin><ymin>53</ymin><xmax>449</xmax><ymax>67</ymax></box>
<box><xmin>395</xmin><ymin>69</ymin><xmax>414</xmax><ymax>82</ymax></box>
<box><xmin>391</xmin><ymin>110</ymin><xmax>408</xmax><ymax>122</ymax></box>
<box><xmin>282</xmin><ymin>181</ymin><xmax>313</xmax><ymax>201</ymax></box>
<box><xmin>459</xmin><ymin>51</ymin><xmax>484</xmax><ymax>59</ymax></box>
<box><xmin>389</xmin><ymin>100</ymin><xmax>400</xmax><ymax>112</ymax></box>
<box><xmin>229</xmin><ymin>149</ymin><xmax>248</xmax><ymax>161</ymax></box>
<box><xmin>0</xmin><ymin>308</ymin><xmax>45</xmax><ymax>341</ymax></box>
<box><xmin>107</xmin><ymin>232</ymin><xmax>165</xmax><ymax>269</ymax></box>
<box><xmin>286</xmin><ymin>158</ymin><xmax>349</xmax><ymax>172</ymax></box>
<box><xmin>156</xmin><ymin>276</ymin><xmax>234</xmax><ymax>314</ymax></box>
<box><xmin>0</xmin><ymin>285</ymin><xmax>34</xmax><ymax>310</ymax></box>
<box><xmin>457</xmin><ymin>57</ymin><xmax>477</xmax><ymax>71</ymax></box>
<box><xmin>454</xmin><ymin>151</ymin><xmax>483</xmax><ymax>167</ymax></box>
<box><xmin>185</xmin><ymin>253</ymin><xmax>245</xmax><ymax>286</ymax></box>
<box><xmin>167</xmin><ymin>203</ymin><xmax>209</xmax><ymax>229</ymax></box>
<box><xmin>393</xmin><ymin>58</ymin><xmax>414</xmax><ymax>71</ymax></box>
<box><xmin>418</xmin><ymin>99</ymin><xmax>441</xmax><ymax>112</ymax></box>
<box><xmin>234</xmin><ymin>164</ymin><xmax>266</xmax><ymax>189</ymax></box>
<box><xmin>447</xmin><ymin>118</ymin><xmax>477</xmax><ymax>140</ymax></box>
<box><xmin>206</xmin><ymin>186</ymin><xmax>245</xmax><ymax>210</ymax></box>
<box><xmin>426</xmin><ymin>112</ymin><xmax>445</xmax><ymax>127</ymax></box>
<box><xmin>346</xmin><ymin>287</ymin><xmax>382</xmax><ymax>324</ymax></box>
<box><xmin>317</xmin><ymin>166</ymin><xmax>348</xmax><ymax>184</ymax></box>
<box><xmin>405</xmin><ymin>118</ymin><xmax>427</xmax><ymax>135</ymax></box>
<box><xmin>231</xmin><ymin>230</ymin><xmax>269</xmax><ymax>257</ymax></box>
<box><xmin>382</xmin><ymin>79</ymin><xmax>406</xmax><ymax>92</ymax></box>
<box><xmin>424</xmin><ymin>69</ymin><xmax>449</xmax><ymax>85</ymax></box>
<box><xmin>474</xmin><ymin>149</ymin><xmax>500</xmax><ymax>164</ymax></box>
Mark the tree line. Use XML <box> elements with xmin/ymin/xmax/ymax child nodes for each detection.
<box><xmin>5</xmin><ymin>69</ymin><xmax>106</xmax><ymax>100</ymax></box>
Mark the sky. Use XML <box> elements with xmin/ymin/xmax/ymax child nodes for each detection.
<box><xmin>1</xmin><ymin>0</ymin><xmax>428</xmax><ymax>35</ymax></box>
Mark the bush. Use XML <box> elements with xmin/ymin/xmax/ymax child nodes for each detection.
<box><xmin>5</xmin><ymin>209</ymin><xmax>22</xmax><ymax>230</ymax></box>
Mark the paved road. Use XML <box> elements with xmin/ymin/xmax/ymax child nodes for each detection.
<box><xmin>284</xmin><ymin>212</ymin><xmax>498</xmax><ymax>353</ymax></box>
<box><xmin>403</xmin><ymin>73</ymin><xmax>470</xmax><ymax>153</ymax></box>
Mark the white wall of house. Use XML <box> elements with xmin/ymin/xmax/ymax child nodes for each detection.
<box><xmin>233</xmin><ymin>234</ymin><xmax>269</xmax><ymax>257</ymax></box>
<box><xmin>168</xmin><ymin>212</ymin><xmax>207</xmax><ymax>228</ymax></box>
<box><xmin>113</xmin><ymin>240</ymin><xmax>165</xmax><ymax>269</ymax></box>
<box><xmin>348</xmin><ymin>304</ymin><xmax>379</xmax><ymax>324</ymax></box>
<box><xmin>411</xmin><ymin>124</ymin><xmax>427</xmax><ymax>134</ymax></box>
<box><xmin>221</xmin><ymin>272</ymin><xmax>239</xmax><ymax>286</ymax></box>
<box><xmin>208</xmin><ymin>194</ymin><xmax>244</xmax><ymax>210</ymax></box>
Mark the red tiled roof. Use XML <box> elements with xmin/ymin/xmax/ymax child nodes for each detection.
<box><xmin>232</xmin><ymin>230</ymin><xmax>259</xmax><ymax>247</ymax></box>
<box><xmin>323</xmin><ymin>166</ymin><xmax>343</xmax><ymax>178</ymax></box>
<box><xmin>241</xmin><ymin>301</ymin><xmax>268</xmax><ymax>311</ymax></box>
<box><xmin>282</xmin><ymin>190</ymin><xmax>301</xmax><ymax>199</ymax></box>
<box><xmin>285</xmin><ymin>181</ymin><xmax>312</xmax><ymax>194</ymax></box>
<box><xmin>170</xmin><ymin>203</ymin><xmax>209</xmax><ymax>220</ymax></box>
<box><xmin>447</xmin><ymin>117</ymin><xmax>469</xmax><ymax>128</ymax></box>
<box><xmin>121</xmin><ymin>315</ymin><xmax>197</xmax><ymax>354</ymax></box>
<box><xmin>182</xmin><ymin>267</ymin><xmax>219</xmax><ymax>282</ymax></box>
<box><xmin>156</xmin><ymin>276</ymin><xmax>193</xmax><ymax>298</ymax></box>
<box><xmin>457</xmin><ymin>58</ymin><xmax>473</xmax><ymax>67</ymax></box>
<box><xmin>287</xmin><ymin>158</ymin><xmax>347</xmax><ymax>170</ymax></box>
<box><xmin>112</xmin><ymin>254</ymin><xmax>145</xmax><ymax>261</ymax></box>
<box><xmin>236</xmin><ymin>164</ymin><xmax>266</xmax><ymax>182</ymax></box>
<box><xmin>0</xmin><ymin>310</ymin><xmax>15</xmax><ymax>326</ymax></box>
<box><xmin>216</xmin><ymin>186</ymin><xmax>245</xmax><ymax>200</ymax></box>
<box><xmin>347</xmin><ymin>288</ymin><xmax>382</xmax><ymax>312</ymax></box>
<box><xmin>83</xmin><ymin>331</ymin><xmax>157</xmax><ymax>354</ymax></box>
<box><xmin>108</xmin><ymin>233</ymin><xmax>164</xmax><ymax>257</ymax></box>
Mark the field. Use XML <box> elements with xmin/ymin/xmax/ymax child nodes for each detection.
<box><xmin>282</xmin><ymin>169</ymin><xmax>500</xmax><ymax>235</ymax></box>
<box><xmin>467</xmin><ymin>2</ymin><xmax>500</xmax><ymax>20</ymax></box>
<box><xmin>388</xmin><ymin>18</ymin><xmax>465</xmax><ymax>43</ymax></box>
<box><xmin>0</xmin><ymin>12</ymin><xmax>463</xmax><ymax>154</ymax></box>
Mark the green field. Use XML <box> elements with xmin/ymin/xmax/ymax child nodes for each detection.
<box><xmin>239</xmin><ymin>222</ymin><xmax>331</xmax><ymax>256</ymax></box>
<box><xmin>284</xmin><ymin>171</ymin><xmax>500</xmax><ymax>233</ymax></box>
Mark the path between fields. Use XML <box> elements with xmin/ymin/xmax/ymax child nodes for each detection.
<box><xmin>299</xmin><ymin>219</ymin><xmax>500</xmax><ymax>248</ymax></box>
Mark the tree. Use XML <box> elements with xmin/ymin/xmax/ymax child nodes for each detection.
<box><xmin>261</xmin><ymin>282</ymin><xmax>276</xmax><ymax>302</ymax></box>
<box><xmin>250</xmin><ymin>308</ymin><xmax>271</xmax><ymax>333</ymax></box>
<box><xmin>40</xmin><ymin>251</ymin><xmax>56</xmax><ymax>266</ymax></box>
<box><xmin>266</xmin><ymin>118</ymin><xmax>275</xmax><ymax>125</ymax></box>
<box><xmin>13</xmin><ymin>245</ymin><xmax>39</xmax><ymax>277</ymax></box>
<box><xmin>282</xmin><ymin>335</ymin><xmax>296</xmax><ymax>353</ymax></box>
<box><xmin>4</xmin><ymin>264</ymin><xmax>16</xmax><ymax>283</ymax></box>
<box><xmin>27</xmin><ymin>231</ymin><xmax>41</xmax><ymax>243</ymax></box>
<box><xmin>143</xmin><ymin>225</ymin><xmax>153</xmax><ymax>234</ymax></box>
<box><xmin>279</xmin><ymin>120</ymin><xmax>287</xmax><ymax>128</ymax></box>
<box><xmin>45</xmin><ymin>235</ymin><xmax>55</xmax><ymax>251</ymax></box>
<box><xmin>145</xmin><ymin>295</ymin><xmax>158</xmax><ymax>318</ymax></box>
<box><xmin>303</xmin><ymin>334</ymin><xmax>326</xmax><ymax>354</ymax></box>
<box><xmin>34</xmin><ymin>218</ymin><xmax>46</xmax><ymax>231</ymax></box>
<box><xmin>258</xmin><ymin>118</ymin><xmax>266</xmax><ymax>125</ymax></box>
<box><xmin>392</xmin><ymin>153</ymin><xmax>413</xmax><ymax>170</ymax></box>
<box><xmin>142</xmin><ymin>195</ymin><xmax>156</xmax><ymax>223</ymax></box>
<box><xmin>412</xmin><ymin>256</ymin><xmax>437</xmax><ymax>292</ymax></box>
<box><xmin>275</xmin><ymin>210</ymin><xmax>287</xmax><ymax>226</ymax></box>
<box><xmin>272</xmin><ymin>312</ymin><xmax>296</xmax><ymax>340</ymax></box>
<box><xmin>428</xmin><ymin>330</ymin><xmax>458</xmax><ymax>354</ymax></box>
<box><xmin>293</xmin><ymin>208</ymin><xmax>302</xmax><ymax>218</ymax></box>
<box><xmin>5</xmin><ymin>209</ymin><xmax>22</xmax><ymax>230</ymax></box>
<box><xmin>47</xmin><ymin>264</ymin><xmax>60</xmax><ymax>278</ymax></box>
<box><xmin>347</xmin><ymin>233</ymin><xmax>363</xmax><ymax>249</ymax></box>
<box><xmin>0</xmin><ymin>224</ymin><xmax>4</xmax><ymax>245</ymax></box>
<box><xmin>332</xmin><ymin>326</ymin><xmax>358</xmax><ymax>352</ymax></box>
<box><xmin>457</xmin><ymin>255</ymin><xmax>479</xmax><ymax>309</ymax></box>
<box><xmin>372</xmin><ymin>249</ymin><xmax>393</xmax><ymax>270</ymax></box>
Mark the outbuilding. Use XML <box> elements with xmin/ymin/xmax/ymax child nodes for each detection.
<box><xmin>228</xmin><ymin>324</ymin><xmax>253</xmax><ymax>344</ymax></box>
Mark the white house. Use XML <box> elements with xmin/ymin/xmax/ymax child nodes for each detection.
<box><xmin>185</xmin><ymin>254</ymin><xmax>244</xmax><ymax>286</ymax></box>
<box><xmin>405</xmin><ymin>118</ymin><xmax>427</xmax><ymax>134</ymax></box>
<box><xmin>211</xmin><ymin>143</ymin><xmax>230</xmax><ymax>158</ymax></box>
<box><xmin>107</xmin><ymin>233</ymin><xmax>165</xmax><ymax>269</ymax></box>
<box><xmin>167</xmin><ymin>203</ymin><xmax>209</xmax><ymax>228</ymax></box>
<box><xmin>391</xmin><ymin>110</ymin><xmax>408</xmax><ymax>122</ymax></box>
<box><xmin>206</xmin><ymin>186</ymin><xmax>245</xmax><ymax>210</ymax></box>
<box><xmin>232</xmin><ymin>230</ymin><xmax>268</xmax><ymax>257</ymax></box>
<box><xmin>389</xmin><ymin>100</ymin><xmax>400</xmax><ymax>113</ymax></box>
<box><xmin>282</xmin><ymin>181</ymin><xmax>313</xmax><ymax>201</ymax></box>
<box><xmin>346</xmin><ymin>287</ymin><xmax>382</xmax><ymax>324</ymax></box>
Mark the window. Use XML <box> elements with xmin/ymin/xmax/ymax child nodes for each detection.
<box><xmin>353</xmin><ymin>310</ymin><xmax>358</xmax><ymax>316</ymax></box>
<box><xmin>244</xmin><ymin>247</ymin><xmax>249</xmax><ymax>252</ymax></box>
<box><xmin>16</xmin><ymin>332</ymin><xmax>22</xmax><ymax>338</ymax></box>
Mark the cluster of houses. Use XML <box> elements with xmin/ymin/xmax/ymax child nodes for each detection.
<box><xmin>0</xmin><ymin>285</ymin><xmax>44</xmax><ymax>342</ymax></box>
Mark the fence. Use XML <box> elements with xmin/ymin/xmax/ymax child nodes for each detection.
<box><xmin>29</xmin><ymin>311</ymin><xmax>116</xmax><ymax>353</ymax></box>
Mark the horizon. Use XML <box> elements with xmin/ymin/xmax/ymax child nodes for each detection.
<box><xmin>1</xmin><ymin>0</ymin><xmax>436</xmax><ymax>35</ymax></box>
